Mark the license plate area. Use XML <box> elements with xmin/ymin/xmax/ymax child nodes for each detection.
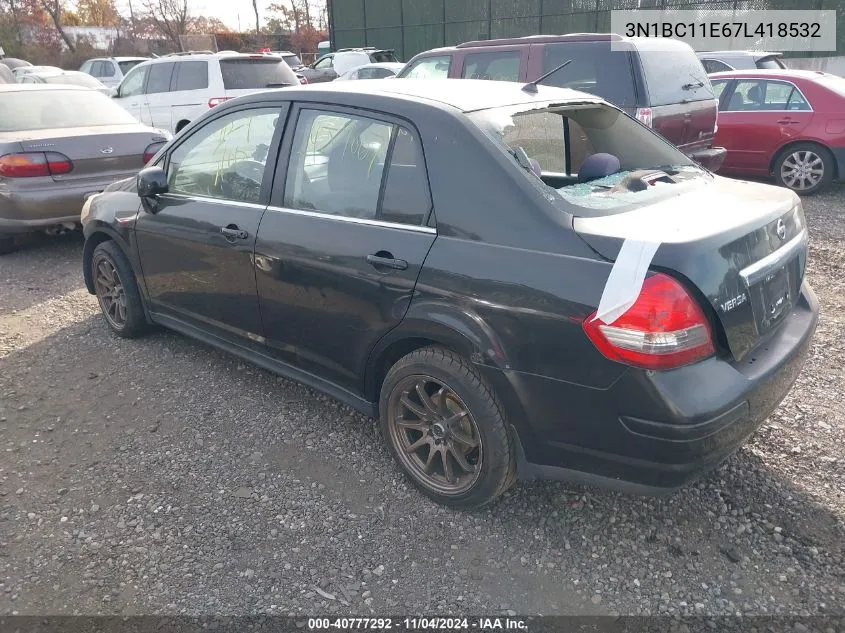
<box><xmin>750</xmin><ymin>259</ymin><xmax>798</xmax><ymax>335</ymax></box>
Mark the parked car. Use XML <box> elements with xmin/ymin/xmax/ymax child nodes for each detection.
<box><xmin>112</xmin><ymin>52</ymin><xmax>299</xmax><ymax>134</ymax></box>
<box><xmin>697</xmin><ymin>51</ymin><xmax>786</xmax><ymax>74</ymax></box>
<box><xmin>299</xmin><ymin>48</ymin><xmax>399</xmax><ymax>83</ymax></box>
<box><xmin>13</xmin><ymin>65</ymin><xmax>62</xmax><ymax>80</ymax></box>
<box><xmin>0</xmin><ymin>57</ymin><xmax>31</xmax><ymax>71</ymax></box>
<box><xmin>0</xmin><ymin>84</ymin><xmax>170</xmax><ymax>254</ymax></box>
<box><xmin>19</xmin><ymin>70</ymin><xmax>110</xmax><ymax>95</ymax></box>
<box><xmin>271</xmin><ymin>50</ymin><xmax>305</xmax><ymax>71</ymax></box>
<box><xmin>80</xmin><ymin>56</ymin><xmax>148</xmax><ymax>89</ymax></box>
<box><xmin>81</xmin><ymin>79</ymin><xmax>817</xmax><ymax>508</ymax></box>
<box><xmin>396</xmin><ymin>34</ymin><xmax>725</xmax><ymax>171</ymax></box>
<box><xmin>336</xmin><ymin>62</ymin><xmax>406</xmax><ymax>81</ymax></box>
<box><xmin>710</xmin><ymin>69</ymin><xmax>845</xmax><ymax>195</ymax></box>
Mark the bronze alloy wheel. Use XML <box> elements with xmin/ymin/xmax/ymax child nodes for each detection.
<box><xmin>386</xmin><ymin>374</ymin><xmax>483</xmax><ymax>495</ymax></box>
<box><xmin>93</xmin><ymin>253</ymin><xmax>127</xmax><ymax>330</ymax></box>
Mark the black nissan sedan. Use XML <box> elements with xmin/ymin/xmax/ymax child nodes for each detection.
<box><xmin>81</xmin><ymin>79</ymin><xmax>818</xmax><ymax>508</ymax></box>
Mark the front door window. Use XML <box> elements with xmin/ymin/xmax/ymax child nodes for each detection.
<box><xmin>168</xmin><ymin>108</ymin><xmax>280</xmax><ymax>204</ymax></box>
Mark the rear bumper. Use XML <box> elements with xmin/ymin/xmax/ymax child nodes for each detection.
<box><xmin>0</xmin><ymin>179</ymin><xmax>124</xmax><ymax>234</ymax></box>
<box><xmin>484</xmin><ymin>281</ymin><xmax>818</xmax><ymax>493</ymax></box>
<box><xmin>687</xmin><ymin>146</ymin><xmax>727</xmax><ymax>172</ymax></box>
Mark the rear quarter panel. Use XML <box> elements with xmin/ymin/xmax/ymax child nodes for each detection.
<box><xmin>387</xmin><ymin>103</ymin><xmax>622</xmax><ymax>386</ymax></box>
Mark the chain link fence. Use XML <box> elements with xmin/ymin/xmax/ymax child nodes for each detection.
<box><xmin>332</xmin><ymin>0</ymin><xmax>845</xmax><ymax>61</ymax></box>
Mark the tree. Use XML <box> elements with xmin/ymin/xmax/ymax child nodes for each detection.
<box><xmin>251</xmin><ymin>0</ymin><xmax>259</xmax><ymax>34</ymax></box>
<box><xmin>141</xmin><ymin>0</ymin><xmax>188</xmax><ymax>47</ymax></box>
<box><xmin>75</xmin><ymin>0</ymin><xmax>120</xmax><ymax>27</ymax></box>
<box><xmin>188</xmin><ymin>15</ymin><xmax>229</xmax><ymax>34</ymax></box>
<box><xmin>40</xmin><ymin>0</ymin><xmax>74</xmax><ymax>51</ymax></box>
<box><xmin>267</xmin><ymin>0</ymin><xmax>325</xmax><ymax>53</ymax></box>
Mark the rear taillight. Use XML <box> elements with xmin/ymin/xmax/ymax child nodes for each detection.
<box><xmin>298</xmin><ymin>74</ymin><xmax>308</xmax><ymax>84</ymax></box>
<box><xmin>0</xmin><ymin>152</ymin><xmax>73</xmax><ymax>178</ymax></box>
<box><xmin>208</xmin><ymin>97</ymin><xmax>232</xmax><ymax>108</ymax></box>
<box><xmin>635</xmin><ymin>107</ymin><xmax>653</xmax><ymax>128</ymax></box>
<box><xmin>143</xmin><ymin>142</ymin><xmax>165</xmax><ymax>165</ymax></box>
<box><xmin>583</xmin><ymin>273</ymin><xmax>715</xmax><ymax>370</ymax></box>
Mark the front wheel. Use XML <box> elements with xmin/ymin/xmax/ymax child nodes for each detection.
<box><xmin>774</xmin><ymin>143</ymin><xmax>834</xmax><ymax>195</ymax></box>
<box><xmin>379</xmin><ymin>346</ymin><xmax>517</xmax><ymax>508</ymax></box>
<box><xmin>91</xmin><ymin>241</ymin><xmax>150</xmax><ymax>338</ymax></box>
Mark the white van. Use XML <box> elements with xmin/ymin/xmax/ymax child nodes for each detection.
<box><xmin>112</xmin><ymin>52</ymin><xmax>300</xmax><ymax>134</ymax></box>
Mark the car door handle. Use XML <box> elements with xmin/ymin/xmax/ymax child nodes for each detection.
<box><xmin>221</xmin><ymin>225</ymin><xmax>249</xmax><ymax>240</ymax></box>
<box><xmin>366</xmin><ymin>253</ymin><xmax>408</xmax><ymax>271</ymax></box>
<box><xmin>777</xmin><ymin>118</ymin><xmax>799</xmax><ymax>124</ymax></box>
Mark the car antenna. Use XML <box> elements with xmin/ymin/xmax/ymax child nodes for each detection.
<box><xmin>521</xmin><ymin>59</ymin><xmax>573</xmax><ymax>94</ymax></box>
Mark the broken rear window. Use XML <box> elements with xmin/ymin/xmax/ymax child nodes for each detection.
<box><xmin>468</xmin><ymin>102</ymin><xmax>707</xmax><ymax>216</ymax></box>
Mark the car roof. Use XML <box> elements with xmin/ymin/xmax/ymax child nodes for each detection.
<box><xmin>262</xmin><ymin>78</ymin><xmax>602</xmax><ymax>113</ymax></box>
<box><xmin>708</xmin><ymin>69</ymin><xmax>831</xmax><ymax>82</ymax></box>
<box><xmin>415</xmin><ymin>33</ymin><xmax>693</xmax><ymax>55</ymax></box>
<box><xmin>0</xmin><ymin>83</ymin><xmax>88</xmax><ymax>92</ymax></box>
<box><xmin>698</xmin><ymin>50</ymin><xmax>782</xmax><ymax>58</ymax></box>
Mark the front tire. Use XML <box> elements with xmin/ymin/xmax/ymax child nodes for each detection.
<box><xmin>379</xmin><ymin>346</ymin><xmax>517</xmax><ymax>508</ymax></box>
<box><xmin>91</xmin><ymin>241</ymin><xmax>150</xmax><ymax>338</ymax></box>
<box><xmin>774</xmin><ymin>143</ymin><xmax>834</xmax><ymax>195</ymax></box>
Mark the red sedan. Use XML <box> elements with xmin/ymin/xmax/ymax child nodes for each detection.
<box><xmin>710</xmin><ymin>69</ymin><xmax>845</xmax><ymax>194</ymax></box>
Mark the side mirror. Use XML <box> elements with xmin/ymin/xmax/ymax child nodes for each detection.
<box><xmin>137</xmin><ymin>166</ymin><xmax>168</xmax><ymax>213</ymax></box>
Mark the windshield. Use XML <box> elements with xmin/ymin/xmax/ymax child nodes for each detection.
<box><xmin>282</xmin><ymin>54</ymin><xmax>302</xmax><ymax>67</ymax></box>
<box><xmin>43</xmin><ymin>73</ymin><xmax>102</xmax><ymax>88</ymax></box>
<box><xmin>469</xmin><ymin>103</ymin><xmax>704</xmax><ymax>216</ymax></box>
<box><xmin>0</xmin><ymin>89</ymin><xmax>137</xmax><ymax>131</ymax></box>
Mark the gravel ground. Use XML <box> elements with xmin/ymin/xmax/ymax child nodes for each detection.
<box><xmin>0</xmin><ymin>187</ymin><xmax>843</xmax><ymax>618</ymax></box>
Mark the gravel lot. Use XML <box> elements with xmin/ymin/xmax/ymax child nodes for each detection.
<box><xmin>0</xmin><ymin>186</ymin><xmax>843</xmax><ymax>618</ymax></box>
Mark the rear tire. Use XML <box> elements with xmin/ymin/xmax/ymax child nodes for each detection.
<box><xmin>0</xmin><ymin>236</ymin><xmax>17</xmax><ymax>255</ymax></box>
<box><xmin>379</xmin><ymin>346</ymin><xmax>517</xmax><ymax>509</ymax></box>
<box><xmin>91</xmin><ymin>241</ymin><xmax>150</xmax><ymax>339</ymax></box>
<box><xmin>774</xmin><ymin>142</ymin><xmax>834</xmax><ymax>195</ymax></box>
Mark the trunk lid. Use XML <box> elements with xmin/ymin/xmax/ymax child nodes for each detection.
<box><xmin>7</xmin><ymin>125</ymin><xmax>166</xmax><ymax>185</ymax></box>
<box><xmin>573</xmin><ymin>176</ymin><xmax>807</xmax><ymax>362</ymax></box>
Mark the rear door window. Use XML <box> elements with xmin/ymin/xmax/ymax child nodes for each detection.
<box><xmin>462</xmin><ymin>50</ymin><xmax>521</xmax><ymax>82</ymax></box>
<box><xmin>724</xmin><ymin>80</ymin><xmax>809</xmax><ymax>111</ymax></box>
<box><xmin>173</xmin><ymin>61</ymin><xmax>209</xmax><ymax>91</ymax></box>
<box><xmin>145</xmin><ymin>62</ymin><xmax>174</xmax><ymax>94</ymax></box>
<box><xmin>403</xmin><ymin>55</ymin><xmax>451</xmax><ymax>79</ymax></box>
<box><xmin>285</xmin><ymin>109</ymin><xmax>393</xmax><ymax>220</ymax></box>
<box><xmin>637</xmin><ymin>49</ymin><xmax>714</xmax><ymax>105</ymax></box>
<box><xmin>220</xmin><ymin>58</ymin><xmax>296</xmax><ymax>89</ymax></box>
<box><xmin>541</xmin><ymin>43</ymin><xmax>637</xmax><ymax>108</ymax></box>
